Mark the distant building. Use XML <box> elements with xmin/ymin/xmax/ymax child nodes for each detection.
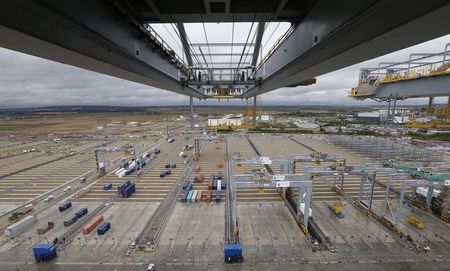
<box><xmin>260</xmin><ymin>114</ymin><xmax>270</xmax><ymax>121</ymax></box>
<box><xmin>208</xmin><ymin>116</ymin><xmax>243</xmax><ymax>127</ymax></box>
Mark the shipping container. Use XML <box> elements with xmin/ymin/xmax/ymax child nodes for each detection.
<box><xmin>115</xmin><ymin>168</ymin><xmax>125</xmax><ymax>175</ymax></box>
<box><xmin>63</xmin><ymin>216</ymin><xmax>78</xmax><ymax>227</ymax></box>
<box><xmin>58</xmin><ymin>202</ymin><xmax>72</xmax><ymax>212</ymax></box>
<box><xmin>218</xmin><ymin>172</ymin><xmax>223</xmax><ymax>180</ymax></box>
<box><xmin>194</xmin><ymin>165</ymin><xmax>200</xmax><ymax>172</ymax></box>
<box><xmin>83</xmin><ymin>215</ymin><xmax>104</xmax><ymax>235</ymax></box>
<box><xmin>182</xmin><ymin>180</ymin><xmax>190</xmax><ymax>190</ymax></box>
<box><xmin>186</xmin><ymin>190</ymin><xmax>194</xmax><ymax>203</ymax></box>
<box><xmin>221</xmin><ymin>181</ymin><xmax>226</xmax><ymax>190</ymax></box>
<box><xmin>191</xmin><ymin>191</ymin><xmax>198</xmax><ymax>203</ymax></box>
<box><xmin>37</xmin><ymin>222</ymin><xmax>54</xmax><ymax>235</ymax></box>
<box><xmin>217</xmin><ymin>180</ymin><xmax>222</xmax><ymax>191</ymax></box>
<box><xmin>198</xmin><ymin>175</ymin><xmax>204</xmax><ymax>183</ymax></box>
<box><xmin>165</xmin><ymin>169</ymin><xmax>172</xmax><ymax>175</ymax></box>
<box><xmin>97</xmin><ymin>221</ymin><xmax>111</xmax><ymax>235</ymax></box>
<box><xmin>117</xmin><ymin>180</ymin><xmax>131</xmax><ymax>195</ymax></box>
<box><xmin>196</xmin><ymin>191</ymin><xmax>202</xmax><ymax>202</ymax></box>
<box><xmin>165</xmin><ymin>163</ymin><xmax>171</xmax><ymax>168</ymax></box>
<box><xmin>170</xmin><ymin>163</ymin><xmax>177</xmax><ymax>168</ymax></box>
<box><xmin>4</xmin><ymin>215</ymin><xmax>36</xmax><ymax>236</ymax></box>
<box><xmin>75</xmin><ymin>207</ymin><xmax>88</xmax><ymax>218</ymax></box>
<box><xmin>103</xmin><ymin>183</ymin><xmax>112</xmax><ymax>191</ymax></box>
<box><xmin>186</xmin><ymin>183</ymin><xmax>192</xmax><ymax>191</ymax></box>
<box><xmin>213</xmin><ymin>180</ymin><xmax>217</xmax><ymax>190</ymax></box>
<box><xmin>208</xmin><ymin>180</ymin><xmax>213</xmax><ymax>190</ymax></box>
<box><xmin>183</xmin><ymin>191</ymin><xmax>190</xmax><ymax>203</ymax></box>
<box><xmin>33</xmin><ymin>243</ymin><xmax>57</xmax><ymax>262</ymax></box>
<box><xmin>74</xmin><ymin>187</ymin><xmax>90</xmax><ymax>198</ymax></box>
<box><xmin>122</xmin><ymin>182</ymin><xmax>135</xmax><ymax>198</ymax></box>
<box><xmin>206</xmin><ymin>190</ymin><xmax>212</xmax><ymax>203</ymax></box>
<box><xmin>215</xmin><ymin>191</ymin><xmax>221</xmax><ymax>203</ymax></box>
<box><xmin>193</xmin><ymin>176</ymin><xmax>199</xmax><ymax>183</ymax></box>
<box><xmin>160</xmin><ymin>172</ymin><xmax>166</xmax><ymax>177</ymax></box>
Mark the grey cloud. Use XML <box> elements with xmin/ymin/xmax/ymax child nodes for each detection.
<box><xmin>0</xmin><ymin>32</ymin><xmax>449</xmax><ymax>108</ymax></box>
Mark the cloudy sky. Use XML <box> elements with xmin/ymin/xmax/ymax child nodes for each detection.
<box><xmin>0</xmin><ymin>26</ymin><xmax>448</xmax><ymax>108</ymax></box>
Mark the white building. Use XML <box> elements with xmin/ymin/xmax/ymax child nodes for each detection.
<box><xmin>208</xmin><ymin>117</ymin><xmax>243</xmax><ymax>127</ymax></box>
<box><xmin>260</xmin><ymin>114</ymin><xmax>270</xmax><ymax>121</ymax></box>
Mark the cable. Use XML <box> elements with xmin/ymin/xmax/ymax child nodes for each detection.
<box><xmin>261</xmin><ymin>22</ymin><xmax>281</xmax><ymax>52</ymax></box>
<box><xmin>167</xmin><ymin>16</ymin><xmax>208</xmax><ymax>76</ymax></box>
<box><xmin>161</xmin><ymin>23</ymin><xmax>184</xmax><ymax>53</ymax></box>
<box><xmin>230</xmin><ymin>16</ymin><xmax>235</xmax><ymax>80</ymax></box>
<box><xmin>201</xmin><ymin>15</ymin><xmax>214</xmax><ymax>70</ymax></box>
<box><xmin>235</xmin><ymin>14</ymin><xmax>256</xmax><ymax>78</ymax></box>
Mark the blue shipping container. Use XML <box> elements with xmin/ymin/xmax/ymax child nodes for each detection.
<box><xmin>117</xmin><ymin>180</ymin><xmax>131</xmax><ymax>195</ymax></box>
<box><xmin>182</xmin><ymin>180</ymin><xmax>190</xmax><ymax>190</ymax></box>
<box><xmin>224</xmin><ymin>244</ymin><xmax>243</xmax><ymax>263</ymax></box>
<box><xmin>216</xmin><ymin>190</ymin><xmax>221</xmax><ymax>203</ymax></box>
<box><xmin>103</xmin><ymin>183</ymin><xmax>112</xmax><ymax>191</ymax></box>
<box><xmin>186</xmin><ymin>190</ymin><xmax>194</xmax><ymax>203</ymax></box>
<box><xmin>75</xmin><ymin>207</ymin><xmax>88</xmax><ymax>218</ymax></box>
<box><xmin>183</xmin><ymin>191</ymin><xmax>190</xmax><ymax>202</ymax></box>
<box><xmin>58</xmin><ymin>202</ymin><xmax>72</xmax><ymax>212</ymax></box>
<box><xmin>33</xmin><ymin>243</ymin><xmax>57</xmax><ymax>262</ymax></box>
<box><xmin>213</xmin><ymin>180</ymin><xmax>217</xmax><ymax>190</ymax></box>
<box><xmin>221</xmin><ymin>181</ymin><xmax>226</xmax><ymax>190</ymax></box>
<box><xmin>122</xmin><ymin>183</ymin><xmax>135</xmax><ymax>198</ymax></box>
<box><xmin>186</xmin><ymin>183</ymin><xmax>192</xmax><ymax>191</ymax></box>
<box><xmin>97</xmin><ymin>221</ymin><xmax>111</xmax><ymax>235</ymax></box>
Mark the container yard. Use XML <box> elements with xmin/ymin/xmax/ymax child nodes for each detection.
<box><xmin>0</xmin><ymin>130</ymin><xmax>447</xmax><ymax>271</ymax></box>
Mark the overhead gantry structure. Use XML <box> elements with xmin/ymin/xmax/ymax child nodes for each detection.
<box><xmin>0</xmin><ymin>0</ymin><xmax>449</xmax><ymax>123</ymax></box>
<box><xmin>348</xmin><ymin>43</ymin><xmax>450</xmax><ymax>122</ymax></box>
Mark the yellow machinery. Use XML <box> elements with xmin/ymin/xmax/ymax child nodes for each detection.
<box><xmin>324</xmin><ymin>201</ymin><xmax>345</xmax><ymax>218</ymax></box>
<box><xmin>408</xmin><ymin>216</ymin><xmax>424</xmax><ymax>229</ymax></box>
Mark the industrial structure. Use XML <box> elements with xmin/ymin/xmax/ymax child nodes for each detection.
<box><xmin>348</xmin><ymin>43</ymin><xmax>450</xmax><ymax>124</ymax></box>
<box><xmin>1</xmin><ymin>1</ymin><xmax>450</xmax><ymax>128</ymax></box>
<box><xmin>1</xmin><ymin>1</ymin><xmax>450</xmax><ymax>270</ymax></box>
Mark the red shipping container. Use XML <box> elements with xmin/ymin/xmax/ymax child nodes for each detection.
<box><xmin>208</xmin><ymin>180</ymin><xmax>213</xmax><ymax>190</ymax></box>
<box><xmin>82</xmin><ymin>215</ymin><xmax>104</xmax><ymax>235</ymax></box>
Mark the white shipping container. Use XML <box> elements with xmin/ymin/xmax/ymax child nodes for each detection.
<box><xmin>217</xmin><ymin>180</ymin><xmax>222</xmax><ymax>191</ymax></box>
<box><xmin>191</xmin><ymin>191</ymin><xmax>198</xmax><ymax>203</ymax></box>
<box><xmin>115</xmin><ymin>168</ymin><xmax>126</xmax><ymax>176</ymax></box>
<box><xmin>118</xmin><ymin>171</ymin><xmax>126</xmax><ymax>178</ymax></box>
<box><xmin>128</xmin><ymin>161</ymin><xmax>136</xmax><ymax>170</ymax></box>
<box><xmin>74</xmin><ymin>187</ymin><xmax>91</xmax><ymax>198</ymax></box>
<box><xmin>416</xmin><ymin>187</ymin><xmax>440</xmax><ymax>198</ymax></box>
<box><xmin>4</xmin><ymin>215</ymin><xmax>37</xmax><ymax>236</ymax></box>
<box><xmin>179</xmin><ymin>152</ymin><xmax>184</xmax><ymax>158</ymax></box>
<box><xmin>115</xmin><ymin>168</ymin><xmax>125</xmax><ymax>175</ymax></box>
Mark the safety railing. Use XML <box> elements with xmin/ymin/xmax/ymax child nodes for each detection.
<box><xmin>348</xmin><ymin>43</ymin><xmax>450</xmax><ymax>97</ymax></box>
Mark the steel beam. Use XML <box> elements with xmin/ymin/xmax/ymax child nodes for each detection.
<box><xmin>370</xmin><ymin>75</ymin><xmax>450</xmax><ymax>99</ymax></box>
<box><xmin>243</xmin><ymin>0</ymin><xmax>450</xmax><ymax>98</ymax></box>
<box><xmin>0</xmin><ymin>0</ymin><xmax>204</xmax><ymax>99</ymax></box>
<box><xmin>176</xmin><ymin>23</ymin><xmax>193</xmax><ymax>66</ymax></box>
<box><xmin>251</xmin><ymin>22</ymin><xmax>266</xmax><ymax>67</ymax></box>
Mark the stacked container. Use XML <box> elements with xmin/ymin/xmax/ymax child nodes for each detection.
<box><xmin>117</xmin><ymin>180</ymin><xmax>135</xmax><ymax>198</ymax></box>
